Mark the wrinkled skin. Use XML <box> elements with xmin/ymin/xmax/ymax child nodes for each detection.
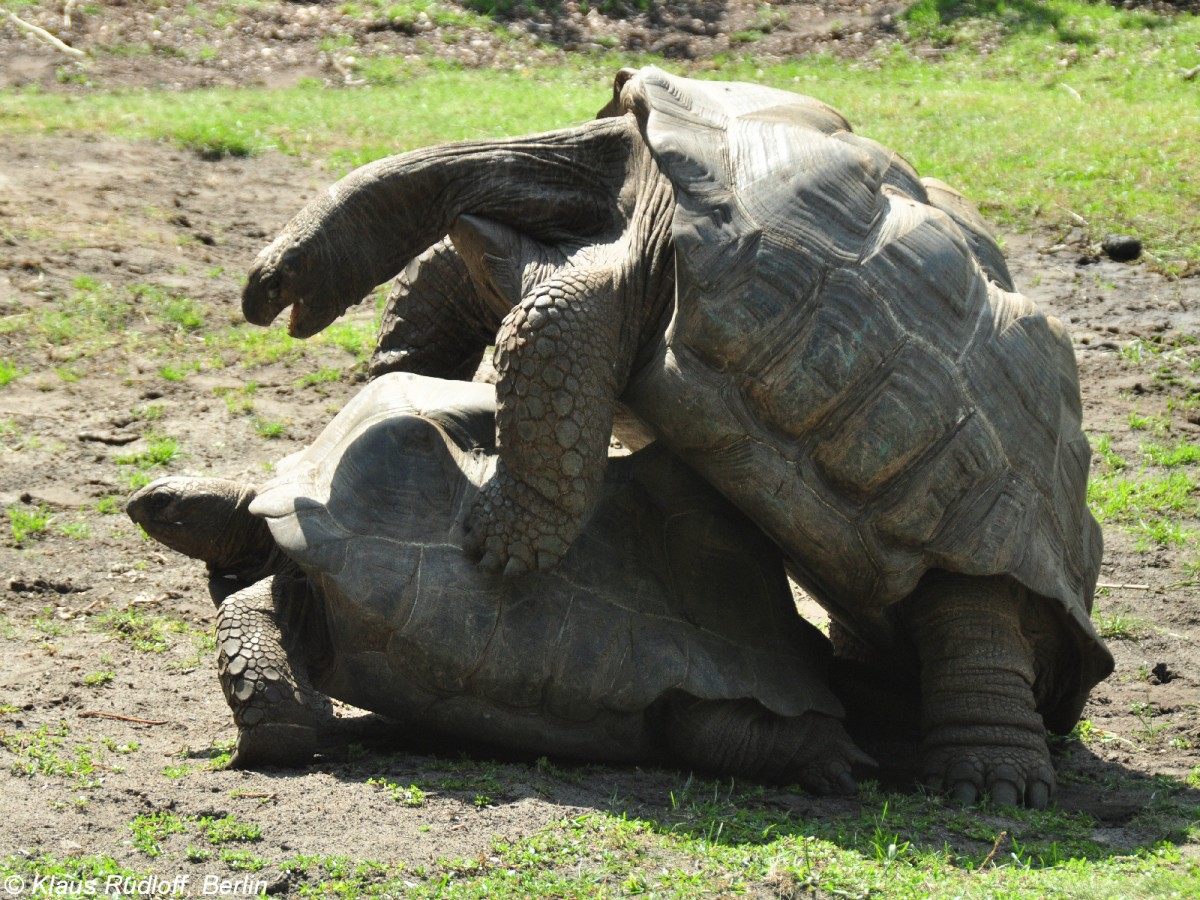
<box><xmin>240</xmin><ymin>69</ymin><xmax>1111</xmax><ymax>806</ymax></box>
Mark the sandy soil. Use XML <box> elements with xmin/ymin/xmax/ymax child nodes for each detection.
<box><xmin>1</xmin><ymin>1</ymin><xmax>1199</xmax><ymax>894</ymax></box>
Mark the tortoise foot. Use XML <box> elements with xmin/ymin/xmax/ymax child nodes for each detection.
<box><xmin>464</xmin><ymin>465</ymin><xmax>575</xmax><ymax>576</ymax></box>
<box><xmin>664</xmin><ymin>697</ymin><xmax>874</xmax><ymax>796</ymax></box>
<box><xmin>217</xmin><ymin>577</ymin><xmax>334</xmax><ymax>769</ymax></box>
<box><xmin>230</xmin><ymin>723</ymin><xmax>318</xmax><ymax>769</ymax></box>
<box><xmin>904</xmin><ymin>573</ymin><xmax>1057</xmax><ymax>808</ymax></box>
<box><xmin>923</xmin><ymin>743</ymin><xmax>1055</xmax><ymax>808</ymax></box>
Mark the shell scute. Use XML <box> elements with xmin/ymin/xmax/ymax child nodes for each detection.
<box><xmin>746</xmin><ymin>266</ymin><xmax>902</xmax><ymax>439</ymax></box>
<box><xmin>811</xmin><ymin>346</ymin><xmax>969</xmax><ymax>497</ymax></box>
<box><xmin>873</xmin><ymin>413</ymin><xmax>1004</xmax><ymax>547</ymax></box>
<box><xmin>858</xmin><ymin>195</ymin><xmax>990</xmax><ymax>355</ymax></box>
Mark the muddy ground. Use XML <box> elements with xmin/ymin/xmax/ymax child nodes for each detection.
<box><xmin>2</xmin><ymin>1</ymin><xmax>1199</xmax><ymax>895</ymax></box>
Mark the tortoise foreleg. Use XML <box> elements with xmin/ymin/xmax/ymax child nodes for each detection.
<box><xmin>464</xmin><ymin>269</ymin><xmax>627</xmax><ymax>576</ymax></box>
<box><xmin>216</xmin><ymin>574</ymin><xmax>333</xmax><ymax>768</ymax></box>
<box><xmin>903</xmin><ymin>572</ymin><xmax>1055</xmax><ymax>808</ymax></box>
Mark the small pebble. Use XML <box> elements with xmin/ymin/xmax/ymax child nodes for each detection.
<box><xmin>1101</xmin><ymin>234</ymin><xmax>1142</xmax><ymax>262</ymax></box>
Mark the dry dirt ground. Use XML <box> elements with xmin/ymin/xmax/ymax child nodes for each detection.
<box><xmin>1</xmin><ymin>1</ymin><xmax>1199</xmax><ymax>895</ymax></box>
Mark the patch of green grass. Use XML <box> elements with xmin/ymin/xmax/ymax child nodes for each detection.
<box><xmin>252</xmin><ymin>417</ymin><xmax>286</xmax><ymax>439</ymax></box>
<box><xmin>221</xmin><ymin>849</ymin><xmax>267</xmax><ymax>871</ymax></box>
<box><xmin>199</xmin><ymin>815</ymin><xmax>262</xmax><ymax>845</ymax></box>
<box><xmin>82</xmin><ymin>670</ymin><xmax>114</xmax><ymax>687</ymax></box>
<box><xmin>1094</xmin><ymin>611</ymin><xmax>1148</xmax><ymax>641</ymax></box>
<box><xmin>94</xmin><ymin>495</ymin><xmax>123</xmax><ymax>515</ymax></box>
<box><xmin>132</xmin><ymin>283</ymin><xmax>206</xmax><ymax>332</ymax></box>
<box><xmin>113</xmin><ymin>434</ymin><xmax>181</xmax><ymax>490</ymax></box>
<box><xmin>1127</xmin><ymin>411</ymin><xmax>1171</xmax><ymax>435</ymax></box>
<box><xmin>1091</xmin><ymin>433</ymin><xmax>1127</xmax><ymax>471</ymax></box>
<box><xmin>211</xmin><ymin>325</ymin><xmax>306</xmax><ymax>367</ymax></box>
<box><xmin>1088</xmin><ymin>470</ymin><xmax>1196</xmax><ymax>524</ymax></box>
<box><xmin>94</xmin><ymin>607</ymin><xmax>187</xmax><ymax>653</ymax></box>
<box><xmin>1142</xmin><ymin>439</ymin><xmax>1200</xmax><ymax>468</ymax></box>
<box><xmin>298</xmin><ymin>366</ymin><xmax>342</xmax><ymax>387</ymax></box>
<box><xmin>130</xmin><ymin>812</ymin><xmax>187</xmax><ymax>857</ymax></box>
<box><xmin>7</xmin><ymin>503</ymin><xmax>51</xmax><ymax>545</ymax></box>
<box><xmin>56</xmin><ymin>519</ymin><xmax>92</xmax><ymax>540</ymax></box>
<box><xmin>319</xmin><ymin>320</ymin><xmax>376</xmax><ymax>360</ymax></box>
<box><xmin>214</xmin><ymin>382</ymin><xmax>257</xmax><ymax>416</ymax></box>
<box><xmin>157</xmin><ymin>364</ymin><xmax>190</xmax><ymax>382</ymax></box>
<box><xmin>131</xmin><ymin>402</ymin><xmax>165</xmax><ymax>421</ymax></box>
<box><xmin>175</xmin><ymin>121</ymin><xmax>262</xmax><ymax>159</ymax></box>
<box><xmin>0</xmin><ymin>358</ymin><xmax>27</xmax><ymax>386</ymax></box>
<box><xmin>1</xmin><ymin>722</ymin><xmax>103</xmax><ymax>789</ymax></box>
<box><xmin>368</xmin><ymin>777</ymin><xmax>427</xmax><ymax>807</ymax></box>
<box><xmin>33</xmin><ymin>276</ymin><xmax>133</xmax><ymax>356</ymax></box>
<box><xmin>1134</xmin><ymin>517</ymin><xmax>1191</xmax><ymax>551</ymax></box>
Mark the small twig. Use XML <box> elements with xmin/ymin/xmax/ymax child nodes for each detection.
<box><xmin>131</xmin><ymin>592</ymin><xmax>174</xmax><ymax>605</ymax></box>
<box><xmin>1183</xmin><ymin>65</ymin><xmax>1200</xmax><ymax>82</ymax></box>
<box><xmin>978</xmin><ymin>830</ymin><xmax>1008</xmax><ymax>871</ymax></box>
<box><xmin>62</xmin><ymin>0</ymin><xmax>77</xmax><ymax>29</ymax></box>
<box><xmin>3</xmin><ymin>9</ymin><xmax>85</xmax><ymax>58</ymax></box>
<box><xmin>329</xmin><ymin>54</ymin><xmax>365</xmax><ymax>86</ymax></box>
<box><xmin>79</xmin><ymin>711</ymin><xmax>168</xmax><ymax>725</ymax></box>
<box><xmin>0</xmin><ymin>409</ymin><xmax>69</xmax><ymax>421</ymax></box>
<box><xmin>1095</xmin><ymin>581</ymin><xmax>1153</xmax><ymax>591</ymax></box>
<box><xmin>233</xmin><ymin>792</ymin><xmax>277</xmax><ymax>800</ymax></box>
<box><xmin>1055</xmin><ymin>204</ymin><xmax>1089</xmax><ymax>227</ymax></box>
<box><xmin>1059</xmin><ymin>83</ymin><xmax>1081</xmax><ymax>101</ymax></box>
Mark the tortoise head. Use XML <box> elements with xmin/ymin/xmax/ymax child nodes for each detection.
<box><xmin>242</xmin><ymin>191</ymin><xmax>377</xmax><ymax>340</ymax></box>
<box><xmin>127</xmin><ymin>476</ymin><xmax>272</xmax><ymax>573</ymax></box>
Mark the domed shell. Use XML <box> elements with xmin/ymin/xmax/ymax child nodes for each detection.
<box><xmin>619</xmin><ymin>67</ymin><xmax>1112</xmax><ymax>717</ymax></box>
<box><xmin>248</xmin><ymin>373</ymin><xmax>842</xmax><ymax>757</ymax></box>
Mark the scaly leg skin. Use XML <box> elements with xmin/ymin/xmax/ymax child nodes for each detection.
<box><xmin>216</xmin><ymin>575</ymin><xmax>333</xmax><ymax>769</ymax></box>
<box><xmin>904</xmin><ymin>572</ymin><xmax>1055</xmax><ymax>808</ymax></box>
<box><xmin>662</xmin><ymin>696</ymin><xmax>872</xmax><ymax>796</ymax></box>
<box><xmin>464</xmin><ymin>269</ymin><xmax>627</xmax><ymax>576</ymax></box>
<box><xmin>370</xmin><ymin>239</ymin><xmax>500</xmax><ymax>382</ymax></box>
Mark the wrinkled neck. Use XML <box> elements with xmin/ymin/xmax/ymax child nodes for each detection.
<box><xmin>298</xmin><ymin>117</ymin><xmax>642</xmax><ymax>302</ymax></box>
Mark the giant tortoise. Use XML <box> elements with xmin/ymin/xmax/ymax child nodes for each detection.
<box><xmin>240</xmin><ymin>68</ymin><xmax>1112</xmax><ymax>806</ymax></box>
<box><xmin>128</xmin><ymin>374</ymin><xmax>866</xmax><ymax>791</ymax></box>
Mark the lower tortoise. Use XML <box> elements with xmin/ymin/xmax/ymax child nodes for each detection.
<box><xmin>241</xmin><ymin>68</ymin><xmax>1113</xmax><ymax>806</ymax></box>
<box><xmin>128</xmin><ymin>374</ymin><xmax>867</xmax><ymax>793</ymax></box>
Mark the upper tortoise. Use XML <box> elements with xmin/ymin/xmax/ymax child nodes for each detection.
<box><xmin>242</xmin><ymin>67</ymin><xmax>1113</xmax><ymax>806</ymax></box>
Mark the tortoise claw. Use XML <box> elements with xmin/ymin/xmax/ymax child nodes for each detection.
<box><xmin>951</xmin><ymin>780</ymin><xmax>980</xmax><ymax>805</ymax></box>
<box><xmin>477</xmin><ymin>550</ymin><xmax>503</xmax><ymax>574</ymax></box>
<box><xmin>1026</xmin><ymin>780</ymin><xmax>1050</xmax><ymax>810</ymax></box>
<box><xmin>990</xmin><ymin>779</ymin><xmax>1020</xmax><ymax>808</ymax></box>
<box><xmin>503</xmin><ymin>556</ymin><xmax>530</xmax><ymax>578</ymax></box>
<box><xmin>835</xmin><ymin>771</ymin><xmax>858</xmax><ymax>796</ymax></box>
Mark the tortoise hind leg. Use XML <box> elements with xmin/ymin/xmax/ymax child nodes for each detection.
<box><xmin>660</xmin><ymin>695</ymin><xmax>872</xmax><ymax>795</ymax></box>
<box><xmin>902</xmin><ymin>572</ymin><xmax>1054</xmax><ymax>808</ymax></box>
<box><xmin>216</xmin><ymin>574</ymin><xmax>333</xmax><ymax>768</ymax></box>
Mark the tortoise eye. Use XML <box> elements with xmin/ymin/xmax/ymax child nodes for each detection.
<box><xmin>146</xmin><ymin>491</ymin><xmax>174</xmax><ymax>513</ymax></box>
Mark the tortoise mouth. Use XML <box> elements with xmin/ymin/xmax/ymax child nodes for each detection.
<box><xmin>285</xmin><ymin>296</ymin><xmax>343</xmax><ymax>340</ymax></box>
